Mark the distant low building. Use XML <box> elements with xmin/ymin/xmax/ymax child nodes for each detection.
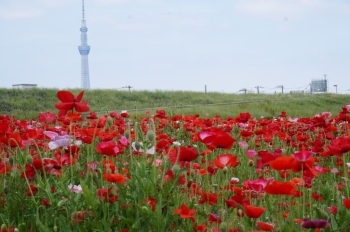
<box><xmin>310</xmin><ymin>77</ymin><xmax>328</xmax><ymax>93</ymax></box>
<box><xmin>12</xmin><ymin>84</ymin><xmax>37</xmax><ymax>89</ymax></box>
<box><xmin>290</xmin><ymin>90</ymin><xmax>305</xmax><ymax>94</ymax></box>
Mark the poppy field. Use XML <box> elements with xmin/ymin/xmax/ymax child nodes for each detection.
<box><xmin>1</xmin><ymin>90</ymin><xmax>350</xmax><ymax>231</ymax></box>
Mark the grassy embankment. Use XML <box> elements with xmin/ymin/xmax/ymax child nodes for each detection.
<box><xmin>0</xmin><ymin>88</ymin><xmax>348</xmax><ymax>119</ymax></box>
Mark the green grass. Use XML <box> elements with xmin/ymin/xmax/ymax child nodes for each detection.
<box><xmin>0</xmin><ymin>88</ymin><xmax>348</xmax><ymax>119</ymax></box>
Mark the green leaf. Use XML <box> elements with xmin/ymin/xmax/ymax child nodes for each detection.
<box><xmin>330</xmin><ymin>214</ymin><xmax>338</xmax><ymax>231</ymax></box>
<box><xmin>80</xmin><ymin>179</ymin><xmax>99</xmax><ymax>208</ymax></box>
<box><xmin>59</xmin><ymin>215</ymin><xmax>71</xmax><ymax>231</ymax></box>
<box><xmin>36</xmin><ymin>219</ymin><xmax>51</xmax><ymax>232</ymax></box>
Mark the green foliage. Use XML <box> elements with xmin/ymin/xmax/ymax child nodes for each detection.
<box><xmin>0</xmin><ymin>88</ymin><xmax>349</xmax><ymax>120</ymax></box>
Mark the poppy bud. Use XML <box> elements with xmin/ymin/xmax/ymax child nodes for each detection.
<box><xmin>9</xmin><ymin>156</ymin><xmax>14</xmax><ymax>164</ymax></box>
<box><xmin>14</xmin><ymin>229</ymin><xmax>19</xmax><ymax>232</ymax></box>
<box><xmin>248</xmin><ymin>158</ymin><xmax>254</xmax><ymax>166</ymax></box>
<box><xmin>235</xmin><ymin>223</ymin><xmax>245</xmax><ymax>231</ymax></box>
<box><xmin>105</xmin><ymin>167</ymin><xmax>112</xmax><ymax>174</ymax></box>
<box><xmin>219</xmin><ymin>222</ymin><xmax>228</xmax><ymax>231</ymax></box>
<box><xmin>141</xmin><ymin>206</ymin><xmax>149</xmax><ymax>213</ymax></box>
<box><xmin>230</xmin><ymin>177</ymin><xmax>240</xmax><ymax>184</ymax></box>
<box><xmin>134</xmin><ymin>141</ymin><xmax>142</xmax><ymax>151</ymax></box>
<box><xmin>53</xmin><ymin>226</ymin><xmax>58</xmax><ymax>232</ymax></box>
<box><xmin>237</xmin><ymin>208</ymin><xmax>244</xmax><ymax>217</ymax></box>
<box><xmin>106</xmin><ymin>116</ymin><xmax>113</xmax><ymax>127</ymax></box>
<box><xmin>172</xmin><ymin>164</ymin><xmax>181</xmax><ymax>174</ymax></box>
<box><xmin>223</xmin><ymin>166</ymin><xmax>228</xmax><ymax>173</ymax></box>
<box><xmin>1</xmin><ymin>224</ymin><xmax>6</xmax><ymax>230</ymax></box>
<box><xmin>124</xmin><ymin>131</ymin><xmax>130</xmax><ymax>139</ymax></box>
<box><xmin>26</xmin><ymin>155</ymin><xmax>33</xmax><ymax>164</ymax></box>
<box><xmin>146</xmin><ymin>130</ymin><xmax>155</xmax><ymax>142</ymax></box>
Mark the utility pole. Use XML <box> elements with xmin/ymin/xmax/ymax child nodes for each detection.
<box><xmin>255</xmin><ymin>86</ymin><xmax>263</xmax><ymax>94</ymax></box>
<box><xmin>123</xmin><ymin>86</ymin><xmax>133</xmax><ymax>92</ymax></box>
<box><xmin>239</xmin><ymin>88</ymin><xmax>247</xmax><ymax>94</ymax></box>
<box><xmin>276</xmin><ymin>85</ymin><xmax>284</xmax><ymax>94</ymax></box>
<box><xmin>334</xmin><ymin>85</ymin><xmax>337</xmax><ymax>94</ymax></box>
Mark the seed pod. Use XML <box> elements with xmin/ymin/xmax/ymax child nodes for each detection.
<box><xmin>26</xmin><ymin>155</ymin><xmax>33</xmax><ymax>164</ymax></box>
<box><xmin>146</xmin><ymin>130</ymin><xmax>155</xmax><ymax>142</ymax></box>
<box><xmin>106</xmin><ymin>116</ymin><xmax>114</xmax><ymax>127</ymax></box>
<box><xmin>135</xmin><ymin>141</ymin><xmax>142</xmax><ymax>151</ymax></box>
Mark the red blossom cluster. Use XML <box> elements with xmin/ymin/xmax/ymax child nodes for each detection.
<box><xmin>1</xmin><ymin>91</ymin><xmax>350</xmax><ymax>231</ymax></box>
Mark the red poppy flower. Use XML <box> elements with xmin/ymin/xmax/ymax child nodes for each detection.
<box><xmin>236</xmin><ymin>112</ymin><xmax>251</xmax><ymax>123</ymax></box>
<box><xmin>168</xmin><ymin>146</ymin><xmax>199</xmax><ymax>165</ymax></box>
<box><xmin>97</xmin><ymin>188</ymin><xmax>119</xmax><ymax>203</ymax></box>
<box><xmin>197</xmin><ymin>128</ymin><xmax>235</xmax><ymax>150</ymax></box>
<box><xmin>311</xmin><ymin>191</ymin><xmax>324</xmax><ymax>201</ymax></box>
<box><xmin>208</xmin><ymin>213</ymin><xmax>222</xmax><ymax>224</ymax></box>
<box><xmin>244</xmin><ymin>204</ymin><xmax>265</xmax><ymax>218</ymax></box>
<box><xmin>26</xmin><ymin>184</ymin><xmax>39</xmax><ymax>196</ymax></box>
<box><xmin>292</xmin><ymin>150</ymin><xmax>313</xmax><ymax>162</ymax></box>
<box><xmin>0</xmin><ymin>163</ymin><xmax>10</xmax><ymax>174</ymax></box>
<box><xmin>327</xmin><ymin>205</ymin><xmax>338</xmax><ymax>214</ymax></box>
<box><xmin>174</xmin><ymin>204</ymin><xmax>196</xmax><ymax>222</ymax></box>
<box><xmin>269</xmin><ymin>156</ymin><xmax>294</xmax><ymax>171</ymax></box>
<box><xmin>212</xmin><ymin>154</ymin><xmax>240</xmax><ymax>169</ymax></box>
<box><xmin>193</xmin><ymin>224</ymin><xmax>207</xmax><ymax>232</ymax></box>
<box><xmin>256</xmin><ymin>150</ymin><xmax>280</xmax><ymax>168</ymax></box>
<box><xmin>245</xmin><ymin>178</ymin><xmax>272</xmax><ymax>193</ymax></box>
<box><xmin>265</xmin><ymin>181</ymin><xmax>295</xmax><ymax>196</ymax></box>
<box><xmin>240</xmin><ymin>130</ymin><xmax>254</xmax><ymax>138</ymax></box>
<box><xmin>280</xmin><ymin>111</ymin><xmax>287</xmax><ymax>117</ymax></box>
<box><xmin>327</xmin><ymin>136</ymin><xmax>350</xmax><ymax>156</ymax></box>
<box><xmin>55</xmin><ymin>90</ymin><xmax>90</xmax><ymax>113</ymax></box>
<box><xmin>291</xmin><ymin>151</ymin><xmax>317</xmax><ymax>175</ymax></box>
<box><xmin>42</xmin><ymin>198</ymin><xmax>51</xmax><ymax>207</ymax></box>
<box><xmin>21</xmin><ymin>164</ymin><xmax>36</xmax><ymax>179</ymax></box>
<box><xmin>38</xmin><ymin>112</ymin><xmax>56</xmax><ymax>123</ymax></box>
<box><xmin>120</xmin><ymin>111</ymin><xmax>129</xmax><ymax>118</ymax></box>
<box><xmin>71</xmin><ymin>211</ymin><xmax>94</xmax><ymax>224</ymax></box>
<box><xmin>198</xmin><ymin>192</ymin><xmax>218</xmax><ymax>205</ymax></box>
<box><xmin>144</xmin><ymin>197</ymin><xmax>157</xmax><ymax>211</ymax></box>
<box><xmin>154</xmin><ymin>109</ymin><xmax>167</xmax><ymax>119</ymax></box>
<box><xmin>291</xmin><ymin>157</ymin><xmax>317</xmax><ymax>175</ymax></box>
<box><xmin>156</xmin><ymin>139</ymin><xmax>171</xmax><ymax>151</ymax></box>
<box><xmin>225</xmin><ymin>194</ymin><xmax>250</xmax><ymax>208</ymax></box>
<box><xmin>163</xmin><ymin>169</ymin><xmax>175</xmax><ymax>182</ymax></box>
<box><xmin>95</xmin><ymin>140</ymin><xmax>120</xmax><ymax>157</ymax></box>
<box><xmin>103</xmin><ymin>173</ymin><xmax>126</xmax><ymax>184</ymax></box>
<box><xmin>256</xmin><ymin>221</ymin><xmax>275</xmax><ymax>231</ymax></box>
<box><xmin>343</xmin><ymin>198</ymin><xmax>350</xmax><ymax>209</ymax></box>
<box><xmin>0</xmin><ymin>132</ymin><xmax>22</xmax><ymax>148</ymax></box>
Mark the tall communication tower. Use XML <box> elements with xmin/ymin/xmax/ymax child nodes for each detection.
<box><xmin>78</xmin><ymin>0</ymin><xmax>91</xmax><ymax>89</ymax></box>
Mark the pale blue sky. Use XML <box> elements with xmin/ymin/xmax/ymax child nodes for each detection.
<box><xmin>1</xmin><ymin>0</ymin><xmax>349</xmax><ymax>93</ymax></box>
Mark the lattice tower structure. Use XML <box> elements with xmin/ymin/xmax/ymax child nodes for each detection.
<box><xmin>78</xmin><ymin>0</ymin><xmax>91</xmax><ymax>89</ymax></box>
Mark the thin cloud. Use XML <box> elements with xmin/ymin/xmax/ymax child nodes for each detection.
<box><xmin>234</xmin><ymin>0</ymin><xmax>332</xmax><ymax>19</ymax></box>
<box><xmin>0</xmin><ymin>0</ymin><xmax>73</xmax><ymax>20</ymax></box>
<box><xmin>117</xmin><ymin>22</ymin><xmax>156</xmax><ymax>31</ymax></box>
<box><xmin>90</xmin><ymin>12</ymin><xmax>207</xmax><ymax>31</ymax></box>
<box><xmin>93</xmin><ymin>0</ymin><xmax>163</xmax><ymax>6</ymax></box>
<box><xmin>165</xmin><ymin>14</ymin><xmax>207</xmax><ymax>28</ymax></box>
<box><xmin>0</xmin><ymin>7</ymin><xmax>43</xmax><ymax>20</ymax></box>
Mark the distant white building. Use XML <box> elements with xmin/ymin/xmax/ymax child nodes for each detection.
<box><xmin>12</xmin><ymin>84</ymin><xmax>37</xmax><ymax>89</ymax></box>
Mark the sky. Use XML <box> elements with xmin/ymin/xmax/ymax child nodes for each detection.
<box><xmin>1</xmin><ymin>0</ymin><xmax>349</xmax><ymax>94</ymax></box>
